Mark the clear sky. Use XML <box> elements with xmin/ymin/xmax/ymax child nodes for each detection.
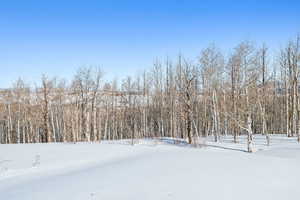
<box><xmin>0</xmin><ymin>0</ymin><xmax>299</xmax><ymax>88</ymax></box>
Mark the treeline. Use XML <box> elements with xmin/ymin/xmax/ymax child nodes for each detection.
<box><xmin>1</xmin><ymin>36</ymin><xmax>300</xmax><ymax>152</ymax></box>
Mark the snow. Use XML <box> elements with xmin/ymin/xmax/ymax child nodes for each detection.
<box><xmin>1</xmin><ymin>135</ymin><xmax>300</xmax><ymax>200</ymax></box>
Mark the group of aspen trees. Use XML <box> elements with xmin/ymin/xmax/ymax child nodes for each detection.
<box><xmin>0</xmin><ymin>36</ymin><xmax>300</xmax><ymax>152</ymax></box>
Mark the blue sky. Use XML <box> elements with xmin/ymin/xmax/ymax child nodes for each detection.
<box><xmin>0</xmin><ymin>0</ymin><xmax>299</xmax><ymax>87</ymax></box>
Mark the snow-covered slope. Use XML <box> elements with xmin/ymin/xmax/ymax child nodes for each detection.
<box><xmin>0</xmin><ymin>135</ymin><xmax>300</xmax><ymax>200</ymax></box>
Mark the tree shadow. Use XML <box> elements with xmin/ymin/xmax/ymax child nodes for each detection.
<box><xmin>204</xmin><ymin>144</ymin><xmax>248</xmax><ymax>153</ymax></box>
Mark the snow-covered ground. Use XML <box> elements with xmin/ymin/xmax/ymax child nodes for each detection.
<box><xmin>1</xmin><ymin>135</ymin><xmax>300</xmax><ymax>200</ymax></box>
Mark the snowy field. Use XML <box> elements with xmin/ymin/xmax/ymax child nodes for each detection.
<box><xmin>1</xmin><ymin>135</ymin><xmax>300</xmax><ymax>200</ymax></box>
